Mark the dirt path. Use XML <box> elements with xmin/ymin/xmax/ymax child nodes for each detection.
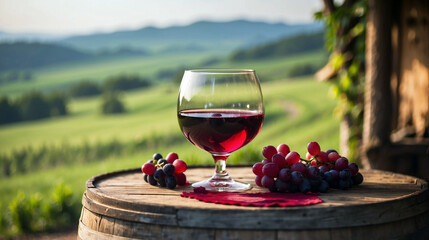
<box><xmin>280</xmin><ymin>100</ymin><xmax>299</xmax><ymax>120</ymax></box>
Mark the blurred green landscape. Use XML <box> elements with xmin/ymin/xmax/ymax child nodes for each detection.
<box><xmin>0</xmin><ymin>20</ymin><xmax>339</xmax><ymax>236</ymax></box>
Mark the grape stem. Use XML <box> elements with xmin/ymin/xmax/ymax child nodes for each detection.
<box><xmin>299</xmin><ymin>155</ymin><xmax>334</xmax><ymax>166</ymax></box>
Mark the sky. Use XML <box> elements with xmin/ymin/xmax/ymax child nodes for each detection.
<box><xmin>0</xmin><ymin>0</ymin><xmax>323</xmax><ymax>36</ymax></box>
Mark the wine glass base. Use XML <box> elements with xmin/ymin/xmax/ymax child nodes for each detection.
<box><xmin>191</xmin><ymin>175</ymin><xmax>252</xmax><ymax>192</ymax></box>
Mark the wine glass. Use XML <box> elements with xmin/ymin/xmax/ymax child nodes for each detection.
<box><xmin>177</xmin><ymin>69</ymin><xmax>264</xmax><ymax>192</ymax></box>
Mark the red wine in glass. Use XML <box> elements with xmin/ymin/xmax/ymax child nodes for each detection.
<box><xmin>178</xmin><ymin>109</ymin><xmax>264</xmax><ymax>155</ymax></box>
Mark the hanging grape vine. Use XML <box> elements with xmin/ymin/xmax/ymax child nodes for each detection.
<box><xmin>314</xmin><ymin>0</ymin><xmax>368</xmax><ymax>162</ymax></box>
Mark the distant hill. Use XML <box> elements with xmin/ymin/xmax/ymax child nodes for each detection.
<box><xmin>0</xmin><ymin>42</ymin><xmax>148</xmax><ymax>71</ymax></box>
<box><xmin>229</xmin><ymin>31</ymin><xmax>325</xmax><ymax>60</ymax></box>
<box><xmin>0</xmin><ymin>31</ymin><xmax>66</xmax><ymax>42</ymax></box>
<box><xmin>58</xmin><ymin>20</ymin><xmax>323</xmax><ymax>52</ymax></box>
<box><xmin>0</xmin><ymin>42</ymin><xmax>90</xmax><ymax>71</ymax></box>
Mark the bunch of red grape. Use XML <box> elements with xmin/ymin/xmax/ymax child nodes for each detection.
<box><xmin>253</xmin><ymin>142</ymin><xmax>364</xmax><ymax>193</ymax></box>
<box><xmin>141</xmin><ymin>152</ymin><xmax>188</xmax><ymax>189</ymax></box>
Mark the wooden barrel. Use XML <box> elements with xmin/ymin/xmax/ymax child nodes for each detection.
<box><xmin>78</xmin><ymin>166</ymin><xmax>429</xmax><ymax>240</ymax></box>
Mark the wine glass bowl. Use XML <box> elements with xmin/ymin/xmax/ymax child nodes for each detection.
<box><xmin>177</xmin><ymin>69</ymin><xmax>264</xmax><ymax>191</ymax></box>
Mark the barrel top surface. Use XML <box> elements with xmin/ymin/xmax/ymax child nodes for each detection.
<box><xmin>86</xmin><ymin>167</ymin><xmax>426</xmax><ymax>209</ymax></box>
<box><xmin>82</xmin><ymin>166</ymin><xmax>429</xmax><ymax>230</ymax></box>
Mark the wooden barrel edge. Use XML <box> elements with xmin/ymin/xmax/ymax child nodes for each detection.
<box><xmin>78</xmin><ymin>205</ymin><xmax>429</xmax><ymax>240</ymax></box>
<box><xmin>83</xmin><ymin>185</ymin><xmax>429</xmax><ymax>230</ymax></box>
<box><xmin>82</xmin><ymin>192</ymin><xmax>179</xmax><ymax>226</ymax></box>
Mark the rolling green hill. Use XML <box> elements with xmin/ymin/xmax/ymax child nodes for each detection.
<box><xmin>0</xmin><ymin>49</ymin><xmax>327</xmax><ymax>97</ymax></box>
<box><xmin>230</xmin><ymin>31</ymin><xmax>325</xmax><ymax>60</ymax></box>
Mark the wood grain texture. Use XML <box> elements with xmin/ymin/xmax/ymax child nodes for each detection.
<box><xmin>78</xmin><ymin>166</ymin><xmax>429</xmax><ymax>239</ymax></box>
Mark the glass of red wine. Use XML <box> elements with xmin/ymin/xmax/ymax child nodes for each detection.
<box><xmin>177</xmin><ymin>69</ymin><xmax>264</xmax><ymax>191</ymax></box>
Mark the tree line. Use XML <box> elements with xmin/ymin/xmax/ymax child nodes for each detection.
<box><xmin>0</xmin><ymin>74</ymin><xmax>151</xmax><ymax>125</ymax></box>
<box><xmin>0</xmin><ymin>91</ymin><xmax>67</xmax><ymax>124</ymax></box>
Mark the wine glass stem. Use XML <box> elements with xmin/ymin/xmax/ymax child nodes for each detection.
<box><xmin>213</xmin><ymin>154</ymin><xmax>229</xmax><ymax>178</ymax></box>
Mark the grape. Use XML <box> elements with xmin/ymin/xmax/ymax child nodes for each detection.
<box><xmin>328</xmin><ymin>169</ymin><xmax>339</xmax><ymax>180</ymax></box>
<box><xmin>268</xmin><ymin>183</ymin><xmax>278</xmax><ymax>192</ymax></box>
<box><xmin>329</xmin><ymin>180</ymin><xmax>339</xmax><ymax>189</ymax></box>
<box><xmin>166</xmin><ymin>152</ymin><xmax>179</xmax><ymax>164</ymax></box>
<box><xmin>315</xmin><ymin>151</ymin><xmax>329</xmax><ymax>163</ymax></box>
<box><xmin>328</xmin><ymin>152</ymin><xmax>341</xmax><ymax>162</ymax></box>
<box><xmin>339</xmin><ymin>169</ymin><xmax>351</xmax><ymax>180</ymax></box>
<box><xmin>261</xmin><ymin>158</ymin><xmax>271</xmax><ymax>165</ymax></box>
<box><xmin>143</xmin><ymin>152</ymin><xmax>189</xmax><ymax>189</ymax></box>
<box><xmin>275</xmin><ymin>179</ymin><xmax>291</xmax><ymax>192</ymax></box>
<box><xmin>158</xmin><ymin>177</ymin><xmax>167</xmax><ymax>187</ymax></box>
<box><xmin>254</xmin><ymin>144</ymin><xmax>363</xmax><ymax>192</ymax></box>
<box><xmin>255</xmin><ymin>175</ymin><xmax>263</xmax><ymax>187</ymax></box>
<box><xmin>278</xmin><ymin>168</ymin><xmax>291</xmax><ymax>181</ymax></box>
<box><xmin>153</xmin><ymin>153</ymin><xmax>163</xmax><ymax>160</ymax></box>
<box><xmin>261</xmin><ymin>175</ymin><xmax>275</xmax><ymax>188</ymax></box>
<box><xmin>326</xmin><ymin>149</ymin><xmax>338</xmax><ymax>154</ymax></box>
<box><xmin>175</xmin><ymin>172</ymin><xmax>187</xmax><ymax>186</ymax></box>
<box><xmin>262</xmin><ymin>145</ymin><xmax>277</xmax><ymax>159</ymax></box>
<box><xmin>173</xmin><ymin>159</ymin><xmax>187</xmax><ymax>173</ymax></box>
<box><xmin>291</xmin><ymin>171</ymin><xmax>304</xmax><ymax>185</ymax></box>
<box><xmin>335</xmin><ymin>157</ymin><xmax>349</xmax><ymax>171</ymax></box>
<box><xmin>339</xmin><ymin>179</ymin><xmax>351</xmax><ymax>190</ymax></box>
<box><xmin>309</xmin><ymin>178</ymin><xmax>321</xmax><ymax>188</ymax></box>
<box><xmin>272</xmin><ymin>153</ymin><xmax>287</xmax><ymax>168</ymax></box>
<box><xmin>147</xmin><ymin>159</ymin><xmax>157</xmax><ymax>164</ymax></box>
<box><xmin>143</xmin><ymin>174</ymin><xmax>149</xmax><ymax>183</ymax></box>
<box><xmin>285</xmin><ymin>151</ymin><xmax>300</xmax><ymax>166</ymax></box>
<box><xmin>307</xmin><ymin>141</ymin><xmax>321</xmax><ymax>156</ymax></box>
<box><xmin>318</xmin><ymin>180</ymin><xmax>329</xmax><ymax>193</ymax></box>
<box><xmin>163</xmin><ymin>164</ymin><xmax>175</xmax><ymax>176</ymax></box>
<box><xmin>166</xmin><ymin>175</ymin><xmax>177</xmax><ymax>189</ymax></box>
<box><xmin>277</xmin><ymin>144</ymin><xmax>290</xmax><ymax>156</ymax></box>
<box><xmin>153</xmin><ymin>169</ymin><xmax>165</xmax><ymax>181</ymax></box>
<box><xmin>157</xmin><ymin>158</ymin><xmax>168</xmax><ymax>166</ymax></box>
<box><xmin>262</xmin><ymin>163</ymin><xmax>280</xmax><ymax>178</ymax></box>
<box><xmin>252</xmin><ymin>162</ymin><xmax>264</xmax><ymax>177</ymax></box>
<box><xmin>323</xmin><ymin>171</ymin><xmax>334</xmax><ymax>182</ymax></box>
<box><xmin>319</xmin><ymin>165</ymin><xmax>330</xmax><ymax>174</ymax></box>
<box><xmin>142</xmin><ymin>163</ymin><xmax>156</xmax><ymax>175</ymax></box>
<box><xmin>289</xmin><ymin>183</ymin><xmax>299</xmax><ymax>193</ymax></box>
<box><xmin>351</xmin><ymin>172</ymin><xmax>364</xmax><ymax>185</ymax></box>
<box><xmin>348</xmin><ymin>163</ymin><xmax>359</xmax><ymax>176</ymax></box>
<box><xmin>148</xmin><ymin>175</ymin><xmax>157</xmax><ymax>186</ymax></box>
<box><xmin>291</xmin><ymin>162</ymin><xmax>307</xmax><ymax>175</ymax></box>
<box><xmin>307</xmin><ymin>166</ymin><xmax>320</xmax><ymax>179</ymax></box>
<box><xmin>299</xmin><ymin>178</ymin><xmax>311</xmax><ymax>193</ymax></box>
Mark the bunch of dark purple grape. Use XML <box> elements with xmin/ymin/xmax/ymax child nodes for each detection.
<box><xmin>252</xmin><ymin>142</ymin><xmax>364</xmax><ymax>193</ymax></box>
<box><xmin>141</xmin><ymin>152</ymin><xmax>187</xmax><ymax>189</ymax></box>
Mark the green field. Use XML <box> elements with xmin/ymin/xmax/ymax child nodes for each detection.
<box><xmin>0</xmin><ymin>49</ymin><xmax>327</xmax><ymax>97</ymax></box>
<box><xmin>0</xmin><ymin>49</ymin><xmax>339</xmax><ymax>235</ymax></box>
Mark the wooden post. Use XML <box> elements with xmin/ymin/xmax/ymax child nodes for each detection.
<box><xmin>362</xmin><ymin>0</ymin><xmax>393</xmax><ymax>169</ymax></box>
